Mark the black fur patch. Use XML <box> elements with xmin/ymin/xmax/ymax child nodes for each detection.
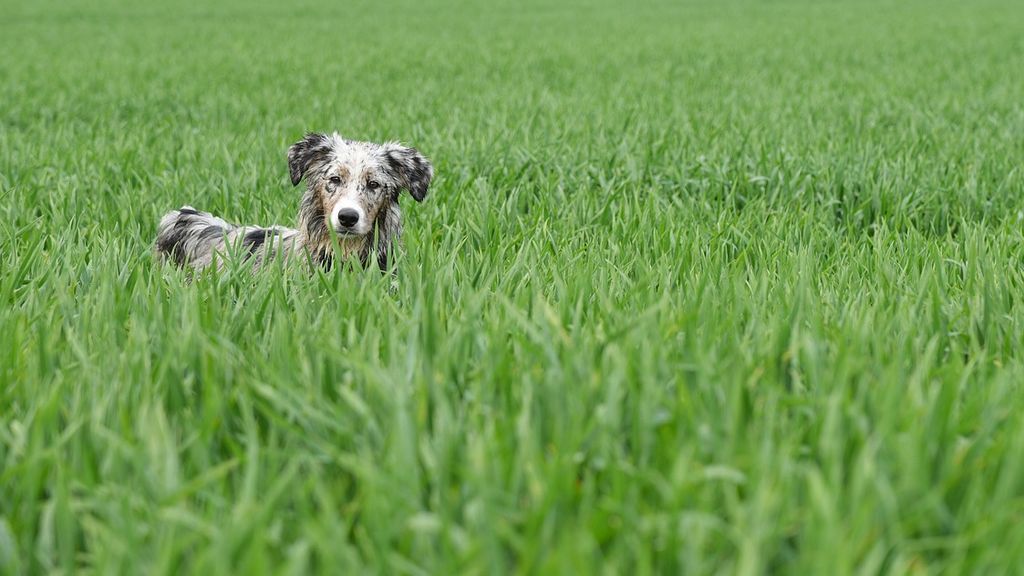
<box><xmin>198</xmin><ymin>225</ymin><xmax>224</xmax><ymax>242</ymax></box>
<box><xmin>178</xmin><ymin>207</ymin><xmax>200</xmax><ymax>216</ymax></box>
<box><xmin>155</xmin><ymin>227</ymin><xmax>188</xmax><ymax>265</ymax></box>
<box><xmin>242</xmin><ymin>229</ymin><xmax>276</xmax><ymax>254</ymax></box>
<box><xmin>287</xmin><ymin>133</ymin><xmax>333</xmax><ymax>186</ymax></box>
<box><xmin>384</xmin><ymin>146</ymin><xmax>433</xmax><ymax>202</ymax></box>
<box><xmin>309</xmin><ymin>247</ymin><xmax>333</xmax><ymax>271</ymax></box>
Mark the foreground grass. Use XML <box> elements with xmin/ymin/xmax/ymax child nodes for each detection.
<box><xmin>2</xmin><ymin>0</ymin><xmax>1024</xmax><ymax>573</ymax></box>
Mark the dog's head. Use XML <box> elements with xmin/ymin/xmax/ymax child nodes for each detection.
<box><xmin>288</xmin><ymin>132</ymin><xmax>433</xmax><ymax>238</ymax></box>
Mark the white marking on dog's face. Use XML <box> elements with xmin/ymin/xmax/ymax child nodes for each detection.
<box><xmin>316</xmin><ymin>141</ymin><xmax>393</xmax><ymax>237</ymax></box>
<box><xmin>289</xmin><ymin>133</ymin><xmax>432</xmax><ymax>252</ymax></box>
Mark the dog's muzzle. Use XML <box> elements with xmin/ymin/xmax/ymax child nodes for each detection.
<box><xmin>331</xmin><ymin>203</ymin><xmax>367</xmax><ymax>235</ymax></box>
<box><xmin>337</xmin><ymin>208</ymin><xmax>359</xmax><ymax>229</ymax></box>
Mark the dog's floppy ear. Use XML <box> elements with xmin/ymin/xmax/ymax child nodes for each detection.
<box><xmin>287</xmin><ymin>133</ymin><xmax>332</xmax><ymax>186</ymax></box>
<box><xmin>383</xmin><ymin>144</ymin><xmax>433</xmax><ymax>202</ymax></box>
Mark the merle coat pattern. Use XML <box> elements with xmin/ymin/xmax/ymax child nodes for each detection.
<box><xmin>154</xmin><ymin>133</ymin><xmax>433</xmax><ymax>272</ymax></box>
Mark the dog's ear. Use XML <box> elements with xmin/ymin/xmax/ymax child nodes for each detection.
<box><xmin>383</xmin><ymin>144</ymin><xmax>433</xmax><ymax>202</ymax></box>
<box><xmin>287</xmin><ymin>133</ymin><xmax>332</xmax><ymax>186</ymax></box>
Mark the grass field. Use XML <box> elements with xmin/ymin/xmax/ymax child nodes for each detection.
<box><xmin>2</xmin><ymin>0</ymin><xmax>1024</xmax><ymax>573</ymax></box>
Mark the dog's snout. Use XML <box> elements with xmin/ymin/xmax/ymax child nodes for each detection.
<box><xmin>337</xmin><ymin>208</ymin><xmax>360</xmax><ymax>228</ymax></box>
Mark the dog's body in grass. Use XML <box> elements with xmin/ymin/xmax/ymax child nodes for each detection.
<box><xmin>155</xmin><ymin>133</ymin><xmax>433</xmax><ymax>272</ymax></box>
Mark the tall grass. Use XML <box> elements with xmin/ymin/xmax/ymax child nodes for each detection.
<box><xmin>2</xmin><ymin>0</ymin><xmax>1024</xmax><ymax>572</ymax></box>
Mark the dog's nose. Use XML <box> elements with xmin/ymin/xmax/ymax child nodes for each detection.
<box><xmin>337</xmin><ymin>208</ymin><xmax>360</xmax><ymax>228</ymax></box>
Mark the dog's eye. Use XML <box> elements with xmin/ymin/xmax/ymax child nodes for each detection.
<box><xmin>329</xmin><ymin>176</ymin><xmax>341</xmax><ymax>185</ymax></box>
<box><xmin>367</xmin><ymin>180</ymin><xmax>380</xmax><ymax>191</ymax></box>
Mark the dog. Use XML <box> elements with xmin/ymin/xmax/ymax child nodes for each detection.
<box><xmin>154</xmin><ymin>132</ymin><xmax>433</xmax><ymax>272</ymax></box>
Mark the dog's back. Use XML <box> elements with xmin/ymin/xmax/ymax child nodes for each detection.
<box><xmin>155</xmin><ymin>206</ymin><xmax>298</xmax><ymax>270</ymax></box>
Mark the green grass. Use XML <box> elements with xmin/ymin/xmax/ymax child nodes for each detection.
<box><xmin>2</xmin><ymin>0</ymin><xmax>1024</xmax><ymax>573</ymax></box>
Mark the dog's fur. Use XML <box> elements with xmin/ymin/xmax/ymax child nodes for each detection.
<box><xmin>154</xmin><ymin>132</ymin><xmax>432</xmax><ymax>272</ymax></box>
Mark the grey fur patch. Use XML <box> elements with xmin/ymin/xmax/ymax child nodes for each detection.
<box><xmin>299</xmin><ymin>193</ymin><xmax>328</xmax><ymax>241</ymax></box>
